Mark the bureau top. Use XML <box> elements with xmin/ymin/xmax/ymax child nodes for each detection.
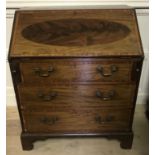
<box><xmin>9</xmin><ymin>9</ymin><xmax>143</xmax><ymax>59</ymax></box>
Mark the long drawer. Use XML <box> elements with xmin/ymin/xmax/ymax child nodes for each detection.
<box><xmin>18</xmin><ymin>84</ymin><xmax>136</xmax><ymax>109</ymax></box>
<box><xmin>19</xmin><ymin>59</ymin><xmax>133</xmax><ymax>84</ymax></box>
<box><xmin>22</xmin><ymin>108</ymin><xmax>132</xmax><ymax>133</ymax></box>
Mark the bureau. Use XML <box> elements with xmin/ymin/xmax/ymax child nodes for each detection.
<box><xmin>8</xmin><ymin>9</ymin><xmax>143</xmax><ymax>150</ymax></box>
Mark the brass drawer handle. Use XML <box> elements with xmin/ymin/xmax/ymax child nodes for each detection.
<box><xmin>40</xmin><ymin>116</ymin><xmax>58</xmax><ymax>125</ymax></box>
<box><xmin>95</xmin><ymin>115</ymin><xmax>114</xmax><ymax>124</ymax></box>
<box><xmin>96</xmin><ymin>65</ymin><xmax>118</xmax><ymax>77</ymax></box>
<box><xmin>96</xmin><ymin>90</ymin><xmax>115</xmax><ymax>101</ymax></box>
<box><xmin>33</xmin><ymin>66</ymin><xmax>54</xmax><ymax>77</ymax></box>
<box><xmin>37</xmin><ymin>92</ymin><xmax>57</xmax><ymax>101</ymax></box>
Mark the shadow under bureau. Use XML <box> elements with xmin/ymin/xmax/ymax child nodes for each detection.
<box><xmin>8</xmin><ymin>9</ymin><xmax>143</xmax><ymax>150</ymax></box>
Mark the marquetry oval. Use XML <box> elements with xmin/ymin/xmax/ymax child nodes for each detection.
<box><xmin>21</xmin><ymin>19</ymin><xmax>131</xmax><ymax>47</ymax></box>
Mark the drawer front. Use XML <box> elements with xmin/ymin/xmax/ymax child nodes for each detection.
<box><xmin>19</xmin><ymin>59</ymin><xmax>133</xmax><ymax>84</ymax></box>
<box><xmin>18</xmin><ymin>84</ymin><xmax>136</xmax><ymax>109</ymax></box>
<box><xmin>23</xmin><ymin>108</ymin><xmax>131</xmax><ymax>133</ymax></box>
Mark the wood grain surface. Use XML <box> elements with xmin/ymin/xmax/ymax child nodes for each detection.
<box><xmin>19</xmin><ymin>59</ymin><xmax>133</xmax><ymax>84</ymax></box>
<box><xmin>8</xmin><ymin>8</ymin><xmax>144</xmax><ymax>150</ymax></box>
<box><xmin>9</xmin><ymin>9</ymin><xmax>143</xmax><ymax>58</ymax></box>
<box><xmin>21</xmin><ymin>19</ymin><xmax>130</xmax><ymax>47</ymax></box>
<box><xmin>18</xmin><ymin>84</ymin><xmax>136</xmax><ymax>109</ymax></box>
<box><xmin>22</xmin><ymin>108</ymin><xmax>132</xmax><ymax>133</ymax></box>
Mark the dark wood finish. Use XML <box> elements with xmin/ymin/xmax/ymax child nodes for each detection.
<box><xmin>18</xmin><ymin>84</ymin><xmax>136</xmax><ymax>109</ymax></box>
<box><xmin>21</xmin><ymin>132</ymin><xmax>133</xmax><ymax>150</ymax></box>
<box><xmin>120</xmin><ymin>133</ymin><xmax>134</xmax><ymax>149</ymax></box>
<box><xmin>19</xmin><ymin>59</ymin><xmax>133</xmax><ymax>84</ymax></box>
<box><xmin>9</xmin><ymin>9</ymin><xmax>143</xmax><ymax>58</ymax></box>
<box><xmin>21</xmin><ymin>19</ymin><xmax>130</xmax><ymax>47</ymax></box>
<box><xmin>8</xmin><ymin>9</ymin><xmax>143</xmax><ymax>150</ymax></box>
<box><xmin>22</xmin><ymin>108</ymin><xmax>131</xmax><ymax>133</ymax></box>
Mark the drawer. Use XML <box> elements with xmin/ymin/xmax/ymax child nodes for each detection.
<box><xmin>18</xmin><ymin>84</ymin><xmax>136</xmax><ymax>109</ymax></box>
<box><xmin>22</xmin><ymin>108</ymin><xmax>132</xmax><ymax>133</ymax></box>
<box><xmin>19</xmin><ymin>59</ymin><xmax>133</xmax><ymax>84</ymax></box>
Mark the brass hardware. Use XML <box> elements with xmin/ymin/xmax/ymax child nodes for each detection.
<box><xmin>37</xmin><ymin>91</ymin><xmax>57</xmax><ymax>101</ymax></box>
<box><xmin>96</xmin><ymin>65</ymin><xmax>118</xmax><ymax>77</ymax></box>
<box><xmin>96</xmin><ymin>90</ymin><xmax>115</xmax><ymax>101</ymax></box>
<box><xmin>33</xmin><ymin>66</ymin><xmax>54</xmax><ymax>77</ymax></box>
<box><xmin>95</xmin><ymin>115</ymin><xmax>114</xmax><ymax>124</ymax></box>
<box><xmin>40</xmin><ymin>116</ymin><xmax>58</xmax><ymax>125</ymax></box>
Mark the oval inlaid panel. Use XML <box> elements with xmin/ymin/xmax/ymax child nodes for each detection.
<box><xmin>22</xmin><ymin>19</ymin><xmax>131</xmax><ymax>47</ymax></box>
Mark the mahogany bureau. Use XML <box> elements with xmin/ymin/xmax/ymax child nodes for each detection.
<box><xmin>8</xmin><ymin>9</ymin><xmax>144</xmax><ymax>150</ymax></box>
